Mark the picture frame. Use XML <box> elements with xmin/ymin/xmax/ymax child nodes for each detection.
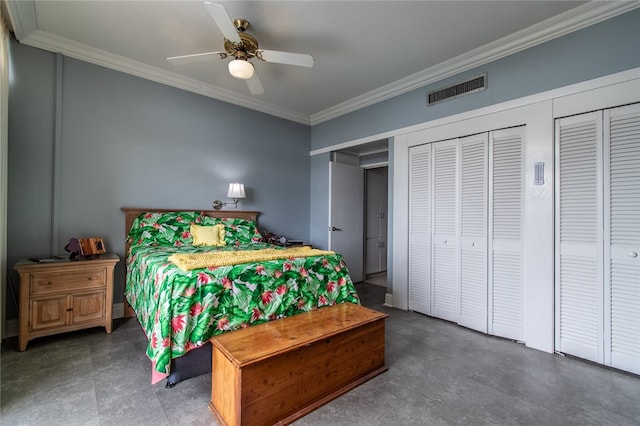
<box><xmin>79</xmin><ymin>237</ymin><xmax>106</xmax><ymax>255</ymax></box>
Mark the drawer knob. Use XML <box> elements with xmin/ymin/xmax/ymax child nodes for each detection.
<box><xmin>630</xmin><ymin>251</ymin><xmax>638</xmax><ymax>258</ymax></box>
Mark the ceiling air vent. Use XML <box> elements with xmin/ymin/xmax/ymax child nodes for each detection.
<box><xmin>428</xmin><ymin>73</ymin><xmax>487</xmax><ymax>105</ymax></box>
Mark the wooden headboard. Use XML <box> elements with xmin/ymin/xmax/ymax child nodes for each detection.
<box><xmin>120</xmin><ymin>207</ymin><xmax>260</xmax><ymax>318</ymax></box>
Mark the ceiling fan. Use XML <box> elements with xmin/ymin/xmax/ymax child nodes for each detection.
<box><xmin>167</xmin><ymin>2</ymin><xmax>314</xmax><ymax>95</ymax></box>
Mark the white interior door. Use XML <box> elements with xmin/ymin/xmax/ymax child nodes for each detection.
<box><xmin>431</xmin><ymin>139</ymin><xmax>459</xmax><ymax>322</ymax></box>
<box><xmin>555</xmin><ymin>112</ymin><xmax>604</xmax><ymax>363</ymax></box>
<box><xmin>459</xmin><ymin>133</ymin><xmax>488</xmax><ymax>332</ymax></box>
<box><xmin>604</xmin><ymin>104</ymin><xmax>640</xmax><ymax>374</ymax></box>
<box><xmin>365</xmin><ymin>167</ymin><xmax>388</xmax><ymax>275</ymax></box>
<box><xmin>556</xmin><ymin>104</ymin><xmax>640</xmax><ymax>374</ymax></box>
<box><xmin>408</xmin><ymin>128</ymin><xmax>525</xmax><ymax>340</ymax></box>
<box><xmin>329</xmin><ymin>161</ymin><xmax>364</xmax><ymax>283</ymax></box>
<box><xmin>489</xmin><ymin>127</ymin><xmax>525</xmax><ymax>341</ymax></box>
<box><xmin>408</xmin><ymin>144</ymin><xmax>431</xmax><ymax>314</ymax></box>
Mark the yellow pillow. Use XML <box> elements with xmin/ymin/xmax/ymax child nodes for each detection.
<box><xmin>191</xmin><ymin>224</ymin><xmax>226</xmax><ymax>247</ymax></box>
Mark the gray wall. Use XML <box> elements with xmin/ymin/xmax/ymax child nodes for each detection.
<box><xmin>7</xmin><ymin>9</ymin><xmax>640</xmax><ymax>321</ymax></box>
<box><xmin>310</xmin><ymin>9</ymin><xmax>640</xmax><ymax>150</ymax></box>
<box><xmin>7</xmin><ymin>40</ymin><xmax>310</xmax><ymax>319</ymax></box>
<box><xmin>309</xmin><ymin>9</ymin><xmax>640</xmax><ymax>289</ymax></box>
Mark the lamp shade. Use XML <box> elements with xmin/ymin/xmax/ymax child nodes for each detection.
<box><xmin>228</xmin><ymin>59</ymin><xmax>254</xmax><ymax>80</ymax></box>
<box><xmin>227</xmin><ymin>183</ymin><xmax>246</xmax><ymax>199</ymax></box>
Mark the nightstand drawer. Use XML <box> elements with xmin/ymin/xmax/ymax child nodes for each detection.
<box><xmin>30</xmin><ymin>269</ymin><xmax>106</xmax><ymax>295</ymax></box>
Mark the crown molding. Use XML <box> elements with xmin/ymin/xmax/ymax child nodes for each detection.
<box><xmin>309</xmin><ymin>0</ymin><xmax>640</xmax><ymax>125</ymax></box>
<box><xmin>7</xmin><ymin>1</ymin><xmax>640</xmax><ymax>126</ymax></box>
<box><xmin>22</xmin><ymin>30</ymin><xmax>310</xmax><ymax>124</ymax></box>
<box><xmin>4</xmin><ymin>0</ymin><xmax>37</xmax><ymax>40</ymax></box>
<box><xmin>5</xmin><ymin>0</ymin><xmax>310</xmax><ymax>125</ymax></box>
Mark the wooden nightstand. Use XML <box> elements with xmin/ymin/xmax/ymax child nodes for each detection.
<box><xmin>14</xmin><ymin>253</ymin><xmax>119</xmax><ymax>351</ymax></box>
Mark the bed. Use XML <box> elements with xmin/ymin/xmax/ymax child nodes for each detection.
<box><xmin>121</xmin><ymin>208</ymin><xmax>360</xmax><ymax>386</ymax></box>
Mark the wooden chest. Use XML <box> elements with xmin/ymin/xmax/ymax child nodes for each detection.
<box><xmin>209</xmin><ymin>303</ymin><xmax>388</xmax><ymax>426</ymax></box>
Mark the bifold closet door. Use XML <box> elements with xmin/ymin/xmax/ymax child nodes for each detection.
<box><xmin>604</xmin><ymin>104</ymin><xmax>640</xmax><ymax>374</ymax></box>
<box><xmin>408</xmin><ymin>144</ymin><xmax>432</xmax><ymax>315</ymax></box>
<box><xmin>408</xmin><ymin>129</ymin><xmax>524</xmax><ymax>339</ymax></box>
<box><xmin>458</xmin><ymin>134</ymin><xmax>488</xmax><ymax>332</ymax></box>
<box><xmin>489</xmin><ymin>127</ymin><xmax>524</xmax><ymax>341</ymax></box>
<box><xmin>556</xmin><ymin>104</ymin><xmax>640</xmax><ymax>374</ymax></box>
<box><xmin>431</xmin><ymin>139</ymin><xmax>459</xmax><ymax>322</ymax></box>
<box><xmin>555</xmin><ymin>111</ymin><xmax>604</xmax><ymax>363</ymax></box>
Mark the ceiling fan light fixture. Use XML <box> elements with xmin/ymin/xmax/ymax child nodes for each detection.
<box><xmin>228</xmin><ymin>59</ymin><xmax>254</xmax><ymax>79</ymax></box>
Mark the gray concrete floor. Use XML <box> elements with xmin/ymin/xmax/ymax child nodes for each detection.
<box><xmin>2</xmin><ymin>282</ymin><xmax>639</xmax><ymax>425</ymax></box>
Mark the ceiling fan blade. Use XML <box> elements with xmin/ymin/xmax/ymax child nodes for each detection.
<box><xmin>257</xmin><ymin>50</ymin><xmax>314</xmax><ymax>68</ymax></box>
<box><xmin>204</xmin><ymin>2</ymin><xmax>241</xmax><ymax>44</ymax></box>
<box><xmin>246</xmin><ymin>71</ymin><xmax>264</xmax><ymax>95</ymax></box>
<box><xmin>167</xmin><ymin>51</ymin><xmax>226</xmax><ymax>65</ymax></box>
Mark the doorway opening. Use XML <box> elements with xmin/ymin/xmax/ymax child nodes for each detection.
<box><xmin>330</xmin><ymin>139</ymin><xmax>389</xmax><ymax>288</ymax></box>
<box><xmin>364</xmin><ymin>166</ymin><xmax>388</xmax><ymax>287</ymax></box>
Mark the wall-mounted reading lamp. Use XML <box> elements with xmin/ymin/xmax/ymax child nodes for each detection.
<box><xmin>213</xmin><ymin>183</ymin><xmax>246</xmax><ymax>210</ymax></box>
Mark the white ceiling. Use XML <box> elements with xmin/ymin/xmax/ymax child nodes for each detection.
<box><xmin>5</xmin><ymin>1</ymin><xmax>639</xmax><ymax>124</ymax></box>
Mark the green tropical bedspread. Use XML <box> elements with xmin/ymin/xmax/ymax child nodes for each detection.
<box><xmin>124</xmin><ymin>212</ymin><xmax>360</xmax><ymax>384</ymax></box>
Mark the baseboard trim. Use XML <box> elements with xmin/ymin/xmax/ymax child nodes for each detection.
<box><xmin>384</xmin><ymin>293</ymin><xmax>393</xmax><ymax>308</ymax></box>
<box><xmin>6</xmin><ymin>318</ymin><xmax>17</xmax><ymax>338</ymax></box>
<box><xmin>113</xmin><ymin>302</ymin><xmax>124</xmax><ymax>320</ymax></box>
<box><xmin>4</xmin><ymin>303</ymin><xmax>126</xmax><ymax>338</ymax></box>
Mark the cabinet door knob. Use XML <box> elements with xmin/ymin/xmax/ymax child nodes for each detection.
<box><xmin>629</xmin><ymin>251</ymin><xmax>638</xmax><ymax>258</ymax></box>
<box><xmin>442</xmin><ymin>239</ymin><xmax>447</xmax><ymax>244</ymax></box>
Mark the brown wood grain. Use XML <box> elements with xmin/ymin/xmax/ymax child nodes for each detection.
<box><xmin>209</xmin><ymin>303</ymin><xmax>388</xmax><ymax>426</ymax></box>
<box><xmin>14</xmin><ymin>253</ymin><xmax>119</xmax><ymax>351</ymax></box>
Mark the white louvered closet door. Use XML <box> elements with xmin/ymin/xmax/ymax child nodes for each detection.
<box><xmin>604</xmin><ymin>104</ymin><xmax>640</xmax><ymax>374</ymax></box>
<box><xmin>431</xmin><ymin>139</ymin><xmax>459</xmax><ymax>322</ymax></box>
<box><xmin>459</xmin><ymin>133</ymin><xmax>488</xmax><ymax>332</ymax></box>
<box><xmin>489</xmin><ymin>127</ymin><xmax>525</xmax><ymax>341</ymax></box>
<box><xmin>408</xmin><ymin>144</ymin><xmax>432</xmax><ymax>315</ymax></box>
<box><xmin>555</xmin><ymin>112</ymin><xmax>604</xmax><ymax>364</ymax></box>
